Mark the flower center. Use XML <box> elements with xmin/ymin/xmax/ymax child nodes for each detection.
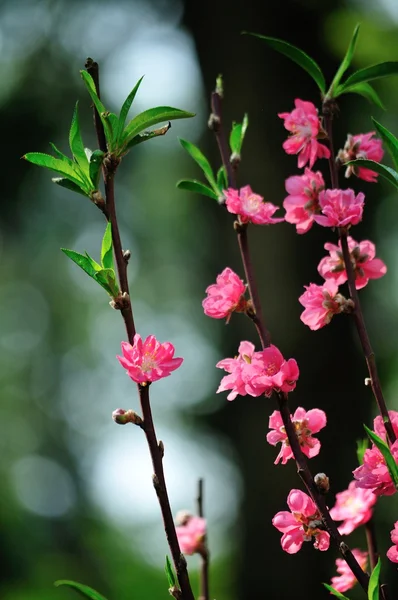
<box><xmin>242</xmin><ymin>194</ymin><xmax>262</xmax><ymax>214</ymax></box>
<box><xmin>141</xmin><ymin>352</ymin><xmax>158</xmax><ymax>372</ymax></box>
<box><xmin>263</xmin><ymin>361</ymin><xmax>278</xmax><ymax>376</ymax></box>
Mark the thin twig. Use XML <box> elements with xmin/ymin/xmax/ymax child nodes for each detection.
<box><xmin>86</xmin><ymin>60</ymin><xmax>195</xmax><ymax>600</ymax></box>
<box><xmin>196</xmin><ymin>479</ymin><xmax>210</xmax><ymax>600</ymax></box>
<box><xmin>365</xmin><ymin>519</ymin><xmax>378</xmax><ymax>572</ymax></box>
<box><xmin>322</xmin><ymin>101</ymin><xmax>395</xmax><ymax>446</ymax></box>
<box><xmin>210</xmin><ymin>85</ymin><xmax>370</xmax><ymax>595</ymax></box>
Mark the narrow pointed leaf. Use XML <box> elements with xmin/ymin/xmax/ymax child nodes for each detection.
<box><xmin>117</xmin><ymin>75</ymin><xmax>145</xmax><ymax>142</ymax></box>
<box><xmin>49</xmin><ymin>143</ymin><xmax>76</xmax><ymax>168</ymax></box>
<box><xmin>368</xmin><ymin>559</ymin><xmax>381</xmax><ymax>600</ymax></box>
<box><xmin>340</xmin><ymin>61</ymin><xmax>398</xmax><ymax>90</ymax></box>
<box><xmin>23</xmin><ymin>153</ymin><xmax>85</xmax><ymax>187</ymax></box>
<box><xmin>103</xmin><ymin>112</ymin><xmax>119</xmax><ymax>148</ymax></box>
<box><xmin>356</xmin><ymin>438</ymin><xmax>369</xmax><ymax>465</ymax></box>
<box><xmin>61</xmin><ymin>249</ymin><xmax>99</xmax><ymax>279</ymax></box>
<box><xmin>69</xmin><ymin>102</ymin><xmax>89</xmax><ymax>173</ymax></box>
<box><xmin>177</xmin><ymin>179</ymin><xmax>219</xmax><ymax>200</ymax></box>
<box><xmin>346</xmin><ymin>159</ymin><xmax>398</xmax><ymax>189</ymax></box>
<box><xmin>364</xmin><ymin>425</ymin><xmax>398</xmax><ymax>487</ymax></box>
<box><xmin>55</xmin><ymin>580</ymin><xmax>108</xmax><ymax>600</ymax></box>
<box><xmin>122</xmin><ymin>106</ymin><xmax>195</xmax><ymax>145</ymax></box>
<box><xmin>216</xmin><ymin>166</ymin><xmax>228</xmax><ymax>192</ymax></box>
<box><xmin>371</xmin><ymin>118</ymin><xmax>398</xmax><ymax>169</ymax></box>
<box><xmin>322</xmin><ymin>584</ymin><xmax>350</xmax><ymax>600</ymax></box>
<box><xmin>89</xmin><ymin>150</ymin><xmax>105</xmax><ymax>188</ymax></box>
<box><xmin>80</xmin><ymin>71</ymin><xmax>114</xmax><ymax>148</ymax></box>
<box><xmin>230</xmin><ymin>113</ymin><xmax>249</xmax><ymax>155</ymax></box>
<box><xmin>337</xmin><ymin>82</ymin><xmax>385</xmax><ymax>110</ymax></box>
<box><xmin>52</xmin><ymin>177</ymin><xmax>88</xmax><ymax>197</ymax></box>
<box><xmin>329</xmin><ymin>24</ymin><xmax>360</xmax><ymax>93</ymax></box>
<box><xmin>244</xmin><ymin>33</ymin><xmax>326</xmax><ymax>93</ymax></box>
<box><xmin>122</xmin><ymin>122</ymin><xmax>171</xmax><ymax>152</ymax></box>
<box><xmin>101</xmin><ymin>223</ymin><xmax>114</xmax><ymax>270</ymax></box>
<box><xmin>165</xmin><ymin>556</ymin><xmax>176</xmax><ymax>588</ymax></box>
<box><xmin>84</xmin><ymin>252</ymin><xmax>102</xmax><ymax>273</ymax></box>
<box><xmin>179</xmin><ymin>139</ymin><xmax>218</xmax><ymax>191</ymax></box>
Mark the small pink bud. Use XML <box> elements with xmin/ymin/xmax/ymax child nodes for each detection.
<box><xmin>112</xmin><ymin>408</ymin><xmax>143</xmax><ymax>426</ymax></box>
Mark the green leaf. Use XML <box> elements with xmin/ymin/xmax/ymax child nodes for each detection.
<box><xmin>23</xmin><ymin>153</ymin><xmax>86</xmax><ymax>188</ymax></box>
<box><xmin>89</xmin><ymin>150</ymin><xmax>105</xmax><ymax>188</ymax></box>
<box><xmin>94</xmin><ymin>268</ymin><xmax>119</xmax><ymax>296</ymax></box>
<box><xmin>69</xmin><ymin>102</ymin><xmax>89</xmax><ymax>173</ymax></box>
<box><xmin>372</xmin><ymin>118</ymin><xmax>398</xmax><ymax>169</ymax></box>
<box><xmin>54</xmin><ymin>580</ymin><xmax>108</xmax><ymax>600</ymax></box>
<box><xmin>61</xmin><ymin>249</ymin><xmax>99</xmax><ymax>279</ymax></box>
<box><xmin>122</xmin><ymin>122</ymin><xmax>171</xmax><ymax>152</ymax></box>
<box><xmin>101</xmin><ymin>223</ymin><xmax>114</xmax><ymax>270</ymax></box>
<box><xmin>103</xmin><ymin>112</ymin><xmax>119</xmax><ymax>147</ymax></box>
<box><xmin>117</xmin><ymin>75</ymin><xmax>145</xmax><ymax>143</ymax></box>
<box><xmin>339</xmin><ymin>61</ymin><xmax>398</xmax><ymax>91</ymax></box>
<box><xmin>52</xmin><ymin>177</ymin><xmax>88</xmax><ymax>197</ymax></box>
<box><xmin>243</xmin><ymin>32</ymin><xmax>326</xmax><ymax>93</ymax></box>
<box><xmin>329</xmin><ymin>24</ymin><xmax>360</xmax><ymax>94</ymax></box>
<box><xmin>216</xmin><ymin>166</ymin><xmax>228</xmax><ymax>192</ymax></box>
<box><xmin>179</xmin><ymin>139</ymin><xmax>218</xmax><ymax>191</ymax></box>
<box><xmin>177</xmin><ymin>179</ymin><xmax>219</xmax><ymax>200</ymax></box>
<box><xmin>322</xmin><ymin>583</ymin><xmax>351</xmax><ymax>600</ymax></box>
<box><xmin>122</xmin><ymin>106</ymin><xmax>195</xmax><ymax>146</ymax></box>
<box><xmin>356</xmin><ymin>438</ymin><xmax>369</xmax><ymax>465</ymax></box>
<box><xmin>364</xmin><ymin>424</ymin><xmax>398</xmax><ymax>487</ymax></box>
<box><xmin>230</xmin><ymin>113</ymin><xmax>249</xmax><ymax>155</ymax></box>
<box><xmin>338</xmin><ymin>82</ymin><xmax>385</xmax><ymax>110</ymax></box>
<box><xmin>368</xmin><ymin>558</ymin><xmax>381</xmax><ymax>600</ymax></box>
<box><xmin>165</xmin><ymin>556</ymin><xmax>176</xmax><ymax>588</ymax></box>
<box><xmin>49</xmin><ymin>143</ymin><xmax>77</xmax><ymax>169</ymax></box>
<box><xmin>84</xmin><ymin>252</ymin><xmax>102</xmax><ymax>273</ymax></box>
<box><xmin>346</xmin><ymin>159</ymin><xmax>398</xmax><ymax>189</ymax></box>
<box><xmin>80</xmin><ymin>71</ymin><xmax>114</xmax><ymax>149</ymax></box>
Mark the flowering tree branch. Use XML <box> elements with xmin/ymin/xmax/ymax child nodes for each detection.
<box><xmin>322</xmin><ymin>102</ymin><xmax>396</xmax><ymax>446</ymax></box>
<box><xmin>210</xmin><ymin>83</ymin><xmax>370</xmax><ymax>594</ymax></box>
<box><xmin>86</xmin><ymin>59</ymin><xmax>195</xmax><ymax>600</ymax></box>
<box><xmin>196</xmin><ymin>479</ymin><xmax>210</xmax><ymax>600</ymax></box>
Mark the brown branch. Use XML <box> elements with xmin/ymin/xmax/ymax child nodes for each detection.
<box><xmin>196</xmin><ymin>479</ymin><xmax>209</xmax><ymax>600</ymax></box>
<box><xmin>210</xmin><ymin>84</ymin><xmax>370</xmax><ymax>595</ymax></box>
<box><xmin>86</xmin><ymin>60</ymin><xmax>194</xmax><ymax>600</ymax></box>
<box><xmin>365</xmin><ymin>519</ymin><xmax>378</xmax><ymax>572</ymax></box>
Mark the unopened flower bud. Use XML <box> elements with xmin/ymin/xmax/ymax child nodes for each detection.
<box><xmin>230</xmin><ymin>152</ymin><xmax>241</xmax><ymax>169</ymax></box>
<box><xmin>314</xmin><ymin>472</ymin><xmax>330</xmax><ymax>494</ymax></box>
<box><xmin>175</xmin><ymin>510</ymin><xmax>193</xmax><ymax>526</ymax></box>
<box><xmin>208</xmin><ymin>113</ymin><xmax>220</xmax><ymax>132</ymax></box>
<box><xmin>158</xmin><ymin>440</ymin><xmax>165</xmax><ymax>458</ymax></box>
<box><xmin>112</xmin><ymin>408</ymin><xmax>143</xmax><ymax>426</ymax></box>
<box><xmin>365</xmin><ymin>377</ymin><xmax>372</xmax><ymax>386</ymax></box>
<box><xmin>123</xmin><ymin>249</ymin><xmax>131</xmax><ymax>263</ymax></box>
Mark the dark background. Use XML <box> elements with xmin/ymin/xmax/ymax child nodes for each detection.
<box><xmin>1</xmin><ymin>1</ymin><xmax>398</xmax><ymax>599</ymax></box>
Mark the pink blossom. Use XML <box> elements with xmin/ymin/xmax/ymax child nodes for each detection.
<box><xmin>353</xmin><ymin>440</ymin><xmax>398</xmax><ymax>496</ymax></box>
<box><xmin>278</xmin><ymin>99</ymin><xmax>330</xmax><ymax>168</ymax></box>
<box><xmin>117</xmin><ymin>334</ymin><xmax>183</xmax><ymax>384</ymax></box>
<box><xmin>299</xmin><ymin>280</ymin><xmax>346</xmax><ymax>330</ymax></box>
<box><xmin>216</xmin><ymin>342</ymin><xmax>299</xmax><ymax>401</ymax></box>
<box><xmin>329</xmin><ymin>481</ymin><xmax>376</xmax><ymax>535</ymax></box>
<box><xmin>338</xmin><ymin>132</ymin><xmax>384</xmax><ymax>182</ymax></box>
<box><xmin>283</xmin><ymin>168</ymin><xmax>325</xmax><ymax>234</ymax></box>
<box><xmin>318</xmin><ymin>237</ymin><xmax>387</xmax><ymax>290</ymax></box>
<box><xmin>373</xmin><ymin>410</ymin><xmax>398</xmax><ymax>442</ymax></box>
<box><xmin>387</xmin><ymin>521</ymin><xmax>398</xmax><ymax>563</ymax></box>
<box><xmin>266</xmin><ymin>407</ymin><xmax>327</xmax><ymax>465</ymax></box>
<box><xmin>175</xmin><ymin>512</ymin><xmax>206</xmax><ymax>555</ymax></box>
<box><xmin>224</xmin><ymin>185</ymin><xmax>283</xmax><ymax>225</ymax></box>
<box><xmin>272</xmin><ymin>489</ymin><xmax>330</xmax><ymax>554</ymax></box>
<box><xmin>313</xmin><ymin>188</ymin><xmax>365</xmax><ymax>228</ymax></box>
<box><xmin>331</xmin><ymin>549</ymin><xmax>368</xmax><ymax>593</ymax></box>
<box><xmin>202</xmin><ymin>267</ymin><xmax>247</xmax><ymax>320</ymax></box>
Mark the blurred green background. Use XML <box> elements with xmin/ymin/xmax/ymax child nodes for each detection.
<box><xmin>1</xmin><ymin>0</ymin><xmax>398</xmax><ymax>598</ymax></box>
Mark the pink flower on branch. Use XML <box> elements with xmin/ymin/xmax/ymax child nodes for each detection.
<box><xmin>337</xmin><ymin>132</ymin><xmax>384</xmax><ymax>183</ymax></box>
<box><xmin>175</xmin><ymin>511</ymin><xmax>206</xmax><ymax>555</ymax></box>
<box><xmin>374</xmin><ymin>410</ymin><xmax>398</xmax><ymax>442</ymax></box>
<box><xmin>318</xmin><ymin>237</ymin><xmax>387</xmax><ymax>290</ymax></box>
<box><xmin>387</xmin><ymin>521</ymin><xmax>398</xmax><ymax>563</ymax></box>
<box><xmin>314</xmin><ymin>188</ymin><xmax>365</xmax><ymax>228</ymax></box>
<box><xmin>329</xmin><ymin>481</ymin><xmax>376</xmax><ymax>535</ymax></box>
<box><xmin>272</xmin><ymin>489</ymin><xmax>330</xmax><ymax>554</ymax></box>
<box><xmin>278</xmin><ymin>99</ymin><xmax>330</xmax><ymax>168</ymax></box>
<box><xmin>117</xmin><ymin>334</ymin><xmax>183</xmax><ymax>384</ymax></box>
<box><xmin>331</xmin><ymin>549</ymin><xmax>368</xmax><ymax>593</ymax></box>
<box><xmin>224</xmin><ymin>185</ymin><xmax>283</xmax><ymax>225</ymax></box>
<box><xmin>202</xmin><ymin>267</ymin><xmax>247</xmax><ymax>320</ymax></box>
<box><xmin>353</xmin><ymin>440</ymin><xmax>398</xmax><ymax>497</ymax></box>
<box><xmin>283</xmin><ymin>168</ymin><xmax>325</xmax><ymax>234</ymax></box>
<box><xmin>216</xmin><ymin>342</ymin><xmax>299</xmax><ymax>401</ymax></box>
<box><xmin>266</xmin><ymin>407</ymin><xmax>326</xmax><ymax>465</ymax></box>
<box><xmin>299</xmin><ymin>281</ymin><xmax>348</xmax><ymax>331</ymax></box>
